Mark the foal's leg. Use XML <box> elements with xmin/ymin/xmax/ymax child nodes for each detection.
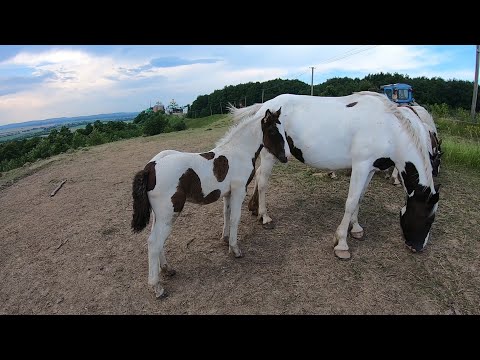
<box><xmin>391</xmin><ymin>167</ymin><xmax>401</xmax><ymax>186</ymax></box>
<box><xmin>228</xmin><ymin>184</ymin><xmax>247</xmax><ymax>258</ymax></box>
<box><xmin>334</xmin><ymin>163</ymin><xmax>372</xmax><ymax>260</ymax></box>
<box><xmin>222</xmin><ymin>194</ymin><xmax>231</xmax><ymax>244</ymax></box>
<box><xmin>148</xmin><ymin>201</ymin><xmax>177</xmax><ymax>299</ymax></box>
<box><xmin>256</xmin><ymin>150</ymin><xmax>275</xmax><ymax>227</ymax></box>
<box><xmin>350</xmin><ymin>170</ymin><xmax>375</xmax><ymax>239</ymax></box>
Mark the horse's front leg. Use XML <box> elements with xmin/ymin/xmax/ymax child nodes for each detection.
<box><xmin>221</xmin><ymin>194</ymin><xmax>231</xmax><ymax>244</ymax></box>
<box><xmin>256</xmin><ymin>150</ymin><xmax>275</xmax><ymax>227</ymax></box>
<box><xmin>228</xmin><ymin>183</ymin><xmax>247</xmax><ymax>258</ymax></box>
<box><xmin>334</xmin><ymin>164</ymin><xmax>372</xmax><ymax>260</ymax></box>
<box><xmin>349</xmin><ymin>171</ymin><xmax>375</xmax><ymax>239</ymax></box>
<box><xmin>391</xmin><ymin>167</ymin><xmax>401</xmax><ymax>186</ymax></box>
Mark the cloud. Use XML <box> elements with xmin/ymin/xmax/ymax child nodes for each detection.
<box><xmin>149</xmin><ymin>56</ymin><xmax>219</xmax><ymax>68</ymax></box>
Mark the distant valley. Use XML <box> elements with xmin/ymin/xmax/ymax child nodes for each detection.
<box><xmin>0</xmin><ymin>112</ymin><xmax>140</xmax><ymax>142</ymax></box>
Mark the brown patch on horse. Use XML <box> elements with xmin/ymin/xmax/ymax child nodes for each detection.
<box><xmin>171</xmin><ymin>168</ymin><xmax>221</xmax><ymax>212</ymax></box>
<box><xmin>246</xmin><ymin>145</ymin><xmax>264</xmax><ymax>191</ymax></box>
<box><xmin>346</xmin><ymin>101</ymin><xmax>358</xmax><ymax>108</ymax></box>
<box><xmin>248</xmin><ymin>185</ymin><xmax>259</xmax><ymax>216</ymax></box>
<box><xmin>200</xmin><ymin>152</ymin><xmax>215</xmax><ymax>160</ymax></box>
<box><xmin>144</xmin><ymin>161</ymin><xmax>157</xmax><ymax>191</ymax></box>
<box><xmin>213</xmin><ymin>155</ymin><xmax>229</xmax><ymax>182</ymax></box>
<box><xmin>405</xmin><ymin>105</ymin><xmax>421</xmax><ymax>119</ymax></box>
<box><xmin>286</xmin><ymin>133</ymin><xmax>304</xmax><ymax>163</ymax></box>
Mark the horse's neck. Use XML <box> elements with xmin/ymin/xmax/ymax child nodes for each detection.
<box><xmin>214</xmin><ymin>118</ymin><xmax>262</xmax><ymax>157</ymax></box>
<box><xmin>394</xmin><ymin>140</ymin><xmax>434</xmax><ymax>192</ymax></box>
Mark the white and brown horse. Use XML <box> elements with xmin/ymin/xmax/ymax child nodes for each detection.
<box><xmin>131</xmin><ymin>108</ymin><xmax>290</xmax><ymax>298</ymax></box>
<box><xmin>232</xmin><ymin>91</ymin><xmax>440</xmax><ymax>260</ymax></box>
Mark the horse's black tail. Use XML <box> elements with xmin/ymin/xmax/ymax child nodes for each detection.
<box><xmin>131</xmin><ymin>167</ymin><xmax>152</xmax><ymax>233</ymax></box>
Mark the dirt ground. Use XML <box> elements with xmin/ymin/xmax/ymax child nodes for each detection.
<box><xmin>1</xmin><ymin>120</ymin><xmax>479</xmax><ymax>315</ymax></box>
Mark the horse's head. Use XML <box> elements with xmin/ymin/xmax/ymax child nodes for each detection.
<box><xmin>261</xmin><ymin>107</ymin><xmax>290</xmax><ymax>163</ymax></box>
<box><xmin>399</xmin><ymin>162</ymin><xmax>440</xmax><ymax>252</ymax></box>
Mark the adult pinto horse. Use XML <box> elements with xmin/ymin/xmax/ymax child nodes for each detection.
<box><xmin>233</xmin><ymin>91</ymin><xmax>440</xmax><ymax>260</ymax></box>
<box><xmin>131</xmin><ymin>108</ymin><xmax>290</xmax><ymax>298</ymax></box>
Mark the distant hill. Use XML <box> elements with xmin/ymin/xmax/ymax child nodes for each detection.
<box><xmin>0</xmin><ymin>112</ymin><xmax>140</xmax><ymax>131</ymax></box>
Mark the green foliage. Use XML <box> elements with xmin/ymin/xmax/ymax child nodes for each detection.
<box><xmin>441</xmin><ymin>136</ymin><xmax>480</xmax><ymax>170</ymax></box>
<box><xmin>142</xmin><ymin>112</ymin><xmax>168</xmax><ymax>136</ymax></box>
<box><xmin>187</xmin><ymin>73</ymin><xmax>480</xmax><ymax>119</ymax></box>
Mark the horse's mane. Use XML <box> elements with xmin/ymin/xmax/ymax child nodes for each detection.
<box><xmin>228</xmin><ymin>103</ymin><xmax>263</xmax><ymax>124</ymax></box>
<box><xmin>354</xmin><ymin>91</ymin><xmax>433</xmax><ymax>184</ymax></box>
<box><xmin>215</xmin><ymin>103</ymin><xmax>263</xmax><ymax>147</ymax></box>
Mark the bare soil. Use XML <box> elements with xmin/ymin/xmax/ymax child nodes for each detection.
<box><xmin>1</xmin><ymin>121</ymin><xmax>479</xmax><ymax>315</ymax></box>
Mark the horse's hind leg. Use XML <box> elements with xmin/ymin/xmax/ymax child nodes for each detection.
<box><xmin>334</xmin><ymin>163</ymin><xmax>372</xmax><ymax>260</ymax></box>
<box><xmin>350</xmin><ymin>170</ymin><xmax>375</xmax><ymax>239</ymax></box>
<box><xmin>148</xmin><ymin>202</ymin><xmax>177</xmax><ymax>299</ymax></box>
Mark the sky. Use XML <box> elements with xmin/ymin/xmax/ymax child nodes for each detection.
<box><xmin>0</xmin><ymin>45</ymin><xmax>477</xmax><ymax>126</ymax></box>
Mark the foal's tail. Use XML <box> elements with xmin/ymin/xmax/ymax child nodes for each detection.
<box><xmin>131</xmin><ymin>166</ymin><xmax>153</xmax><ymax>233</ymax></box>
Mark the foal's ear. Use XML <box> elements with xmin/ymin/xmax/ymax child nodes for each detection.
<box><xmin>263</xmin><ymin>109</ymin><xmax>272</xmax><ymax>123</ymax></box>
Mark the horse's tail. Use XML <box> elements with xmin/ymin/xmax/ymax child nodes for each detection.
<box><xmin>131</xmin><ymin>166</ymin><xmax>153</xmax><ymax>233</ymax></box>
<box><xmin>227</xmin><ymin>103</ymin><xmax>263</xmax><ymax>123</ymax></box>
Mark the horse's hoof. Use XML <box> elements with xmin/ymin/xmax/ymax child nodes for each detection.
<box><xmin>251</xmin><ymin>210</ymin><xmax>258</xmax><ymax>216</ymax></box>
<box><xmin>164</xmin><ymin>269</ymin><xmax>176</xmax><ymax>277</ymax></box>
<box><xmin>154</xmin><ymin>286</ymin><xmax>168</xmax><ymax>299</ymax></box>
<box><xmin>156</xmin><ymin>290</ymin><xmax>169</xmax><ymax>300</ymax></box>
<box><xmin>229</xmin><ymin>245</ymin><xmax>243</xmax><ymax>258</ymax></box>
<box><xmin>334</xmin><ymin>249</ymin><xmax>351</xmax><ymax>260</ymax></box>
<box><xmin>350</xmin><ymin>230</ymin><xmax>364</xmax><ymax>239</ymax></box>
<box><xmin>262</xmin><ymin>221</ymin><xmax>275</xmax><ymax>230</ymax></box>
<box><xmin>222</xmin><ymin>236</ymin><xmax>229</xmax><ymax>244</ymax></box>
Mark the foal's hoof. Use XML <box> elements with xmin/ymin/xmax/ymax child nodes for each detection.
<box><xmin>350</xmin><ymin>230</ymin><xmax>364</xmax><ymax>239</ymax></box>
<box><xmin>262</xmin><ymin>221</ymin><xmax>275</xmax><ymax>230</ymax></box>
<box><xmin>334</xmin><ymin>249</ymin><xmax>351</xmax><ymax>260</ymax></box>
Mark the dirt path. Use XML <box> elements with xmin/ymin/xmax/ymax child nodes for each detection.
<box><xmin>1</xmin><ymin>122</ymin><xmax>479</xmax><ymax>314</ymax></box>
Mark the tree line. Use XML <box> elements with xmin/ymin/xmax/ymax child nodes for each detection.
<box><xmin>187</xmin><ymin>72</ymin><xmax>479</xmax><ymax>118</ymax></box>
<box><xmin>0</xmin><ymin>113</ymin><xmax>186</xmax><ymax>173</ymax></box>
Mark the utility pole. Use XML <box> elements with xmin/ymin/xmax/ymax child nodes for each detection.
<box><xmin>209</xmin><ymin>104</ymin><xmax>212</xmax><ymax>116</ymax></box>
<box><xmin>245</xmin><ymin>96</ymin><xmax>247</xmax><ymax>107</ymax></box>
<box><xmin>262</xmin><ymin>89</ymin><xmax>265</xmax><ymax>103</ymax></box>
<box><xmin>220</xmin><ymin>102</ymin><xmax>223</xmax><ymax>114</ymax></box>
<box><xmin>471</xmin><ymin>45</ymin><xmax>480</xmax><ymax>122</ymax></box>
<box><xmin>310</xmin><ymin>67</ymin><xmax>315</xmax><ymax>96</ymax></box>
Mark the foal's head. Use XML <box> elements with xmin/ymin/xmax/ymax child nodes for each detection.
<box><xmin>261</xmin><ymin>107</ymin><xmax>290</xmax><ymax>163</ymax></box>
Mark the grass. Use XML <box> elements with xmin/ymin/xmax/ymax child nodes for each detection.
<box><xmin>440</xmin><ymin>135</ymin><xmax>480</xmax><ymax>170</ymax></box>
<box><xmin>184</xmin><ymin>114</ymin><xmax>228</xmax><ymax>129</ymax></box>
<box><xmin>433</xmin><ymin>117</ymin><xmax>480</xmax><ymax>171</ymax></box>
<box><xmin>435</xmin><ymin>117</ymin><xmax>480</xmax><ymax>140</ymax></box>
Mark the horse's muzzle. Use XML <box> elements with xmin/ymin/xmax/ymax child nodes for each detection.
<box><xmin>278</xmin><ymin>154</ymin><xmax>288</xmax><ymax>163</ymax></box>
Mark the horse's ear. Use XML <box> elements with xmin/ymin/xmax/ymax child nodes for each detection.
<box><xmin>263</xmin><ymin>109</ymin><xmax>271</xmax><ymax>123</ymax></box>
<box><xmin>434</xmin><ymin>183</ymin><xmax>441</xmax><ymax>193</ymax></box>
<box><xmin>438</xmin><ymin>138</ymin><xmax>442</xmax><ymax>145</ymax></box>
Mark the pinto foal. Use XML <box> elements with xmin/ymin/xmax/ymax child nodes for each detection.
<box><xmin>131</xmin><ymin>108</ymin><xmax>289</xmax><ymax>298</ymax></box>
